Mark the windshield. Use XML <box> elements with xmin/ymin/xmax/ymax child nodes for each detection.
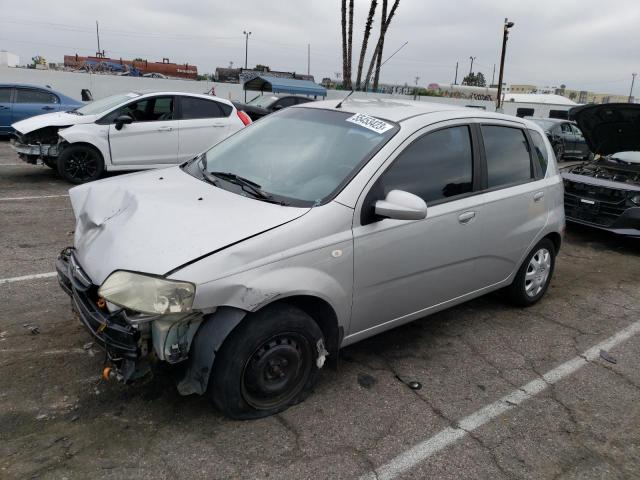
<box><xmin>76</xmin><ymin>93</ymin><xmax>141</xmax><ymax>115</ymax></box>
<box><xmin>247</xmin><ymin>95</ymin><xmax>279</xmax><ymax>108</ymax></box>
<box><xmin>194</xmin><ymin>108</ymin><xmax>398</xmax><ymax>206</ymax></box>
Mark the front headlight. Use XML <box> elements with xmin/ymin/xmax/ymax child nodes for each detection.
<box><xmin>98</xmin><ymin>271</ymin><xmax>195</xmax><ymax>315</ymax></box>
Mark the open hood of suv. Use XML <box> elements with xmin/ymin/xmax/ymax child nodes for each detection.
<box><xmin>569</xmin><ymin>103</ymin><xmax>640</xmax><ymax>155</ymax></box>
<box><xmin>69</xmin><ymin>167</ymin><xmax>310</xmax><ymax>285</ymax></box>
<box><xmin>12</xmin><ymin>111</ymin><xmax>96</xmax><ymax>135</ymax></box>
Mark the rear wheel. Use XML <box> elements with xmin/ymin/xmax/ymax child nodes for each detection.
<box><xmin>208</xmin><ymin>304</ymin><xmax>324</xmax><ymax>419</ymax></box>
<box><xmin>505</xmin><ymin>238</ymin><xmax>556</xmax><ymax>307</ymax></box>
<box><xmin>57</xmin><ymin>144</ymin><xmax>104</xmax><ymax>184</ymax></box>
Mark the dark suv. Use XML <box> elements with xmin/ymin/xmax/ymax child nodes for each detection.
<box><xmin>561</xmin><ymin>104</ymin><xmax>640</xmax><ymax>237</ymax></box>
<box><xmin>232</xmin><ymin>95</ymin><xmax>314</xmax><ymax>121</ymax></box>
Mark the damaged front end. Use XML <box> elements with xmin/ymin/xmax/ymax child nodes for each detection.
<box><xmin>562</xmin><ymin>157</ymin><xmax>640</xmax><ymax>236</ymax></box>
<box><xmin>56</xmin><ymin>247</ymin><xmax>206</xmax><ymax>383</ymax></box>
<box><xmin>10</xmin><ymin>126</ymin><xmax>67</xmax><ymax>165</ymax></box>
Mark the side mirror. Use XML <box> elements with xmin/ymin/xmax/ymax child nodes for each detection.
<box><xmin>272</xmin><ymin>104</ymin><xmax>284</xmax><ymax>111</ymax></box>
<box><xmin>374</xmin><ymin>190</ymin><xmax>427</xmax><ymax>221</ymax></box>
<box><xmin>114</xmin><ymin>115</ymin><xmax>133</xmax><ymax>130</ymax></box>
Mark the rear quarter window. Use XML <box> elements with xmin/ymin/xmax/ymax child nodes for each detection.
<box><xmin>528</xmin><ymin>130</ymin><xmax>549</xmax><ymax>175</ymax></box>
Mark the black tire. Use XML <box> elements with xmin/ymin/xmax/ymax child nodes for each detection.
<box><xmin>209</xmin><ymin>304</ymin><xmax>324</xmax><ymax>420</ymax></box>
<box><xmin>505</xmin><ymin>238</ymin><xmax>556</xmax><ymax>307</ymax></box>
<box><xmin>57</xmin><ymin>144</ymin><xmax>104</xmax><ymax>184</ymax></box>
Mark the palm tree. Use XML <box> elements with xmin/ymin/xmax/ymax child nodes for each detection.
<box><xmin>363</xmin><ymin>0</ymin><xmax>400</xmax><ymax>91</ymax></box>
<box><xmin>355</xmin><ymin>0</ymin><xmax>378</xmax><ymax>90</ymax></box>
<box><xmin>341</xmin><ymin>0</ymin><xmax>355</xmax><ymax>89</ymax></box>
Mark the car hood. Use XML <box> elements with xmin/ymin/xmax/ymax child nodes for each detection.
<box><xmin>569</xmin><ymin>103</ymin><xmax>640</xmax><ymax>155</ymax></box>
<box><xmin>69</xmin><ymin>167</ymin><xmax>310</xmax><ymax>285</ymax></box>
<box><xmin>12</xmin><ymin>111</ymin><xmax>98</xmax><ymax>134</ymax></box>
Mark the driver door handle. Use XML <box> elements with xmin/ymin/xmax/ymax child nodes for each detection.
<box><xmin>42</xmin><ymin>106</ymin><xmax>55</xmax><ymax>111</ymax></box>
<box><xmin>157</xmin><ymin>126</ymin><xmax>173</xmax><ymax>132</ymax></box>
<box><xmin>533</xmin><ymin>191</ymin><xmax>545</xmax><ymax>202</ymax></box>
<box><xmin>458</xmin><ymin>211</ymin><xmax>476</xmax><ymax>224</ymax></box>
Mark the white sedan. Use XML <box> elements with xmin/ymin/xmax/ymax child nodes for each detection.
<box><xmin>11</xmin><ymin>91</ymin><xmax>251</xmax><ymax>183</ymax></box>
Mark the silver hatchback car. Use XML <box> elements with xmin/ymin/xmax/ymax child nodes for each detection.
<box><xmin>57</xmin><ymin>99</ymin><xmax>565</xmax><ymax>419</ymax></box>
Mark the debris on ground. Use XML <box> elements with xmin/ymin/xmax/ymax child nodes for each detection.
<box><xmin>83</xmin><ymin>342</ymin><xmax>94</xmax><ymax>350</ymax></box>
<box><xmin>357</xmin><ymin>373</ymin><xmax>377</xmax><ymax>389</ymax></box>
<box><xmin>22</xmin><ymin>324</ymin><xmax>40</xmax><ymax>335</ymax></box>
<box><xmin>599</xmin><ymin>349</ymin><xmax>617</xmax><ymax>364</ymax></box>
<box><xmin>0</xmin><ymin>331</ymin><xmax>7</xmax><ymax>341</ymax></box>
<box><xmin>395</xmin><ymin>374</ymin><xmax>422</xmax><ymax>390</ymax></box>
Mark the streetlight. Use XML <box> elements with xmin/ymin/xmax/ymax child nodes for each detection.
<box><xmin>495</xmin><ymin>18</ymin><xmax>514</xmax><ymax>111</ymax></box>
<box><xmin>469</xmin><ymin>56</ymin><xmax>476</xmax><ymax>77</ymax></box>
<box><xmin>629</xmin><ymin>73</ymin><xmax>637</xmax><ymax>103</ymax></box>
<box><xmin>243</xmin><ymin>30</ymin><xmax>252</xmax><ymax>69</ymax></box>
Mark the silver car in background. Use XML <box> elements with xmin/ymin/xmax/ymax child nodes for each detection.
<box><xmin>56</xmin><ymin>99</ymin><xmax>565</xmax><ymax>419</ymax></box>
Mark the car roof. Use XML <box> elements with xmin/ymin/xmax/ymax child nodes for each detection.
<box><xmin>526</xmin><ymin>117</ymin><xmax>572</xmax><ymax>124</ymax></box>
<box><xmin>132</xmin><ymin>91</ymin><xmax>234</xmax><ymax>107</ymax></box>
<box><xmin>296</xmin><ymin>97</ymin><xmax>526</xmax><ymax>123</ymax></box>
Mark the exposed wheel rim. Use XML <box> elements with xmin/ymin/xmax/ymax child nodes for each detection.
<box><xmin>63</xmin><ymin>149</ymin><xmax>99</xmax><ymax>182</ymax></box>
<box><xmin>241</xmin><ymin>332</ymin><xmax>312</xmax><ymax>410</ymax></box>
<box><xmin>524</xmin><ymin>248</ymin><xmax>551</xmax><ymax>297</ymax></box>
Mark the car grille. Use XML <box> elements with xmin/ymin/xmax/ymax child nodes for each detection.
<box><xmin>564</xmin><ymin>180</ymin><xmax>628</xmax><ymax>227</ymax></box>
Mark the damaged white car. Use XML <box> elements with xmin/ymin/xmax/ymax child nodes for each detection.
<box><xmin>57</xmin><ymin>100</ymin><xmax>564</xmax><ymax>419</ymax></box>
<box><xmin>11</xmin><ymin>91</ymin><xmax>250</xmax><ymax>183</ymax></box>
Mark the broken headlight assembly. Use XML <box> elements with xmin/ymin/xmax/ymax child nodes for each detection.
<box><xmin>98</xmin><ymin>271</ymin><xmax>195</xmax><ymax>315</ymax></box>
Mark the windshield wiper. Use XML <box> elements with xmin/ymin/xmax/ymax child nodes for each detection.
<box><xmin>209</xmin><ymin>171</ymin><xmax>274</xmax><ymax>200</ymax></box>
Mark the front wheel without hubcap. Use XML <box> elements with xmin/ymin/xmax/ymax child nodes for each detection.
<box><xmin>57</xmin><ymin>144</ymin><xmax>104</xmax><ymax>184</ymax></box>
<box><xmin>209</xmin><ymin>304</ymin><xmax>324</xmax><ymax>419</ymax></box>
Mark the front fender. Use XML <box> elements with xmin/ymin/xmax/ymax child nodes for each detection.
<box><xmin>59</xmin><ymin>124</ymin><xmax>111</xmax><ymax>165</ymax></box>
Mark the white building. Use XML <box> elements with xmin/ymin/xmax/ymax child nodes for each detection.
<box><xmin>0</xmin><ymin>51</ymin><xmax>20</xmax><ymax>67</ymax></box>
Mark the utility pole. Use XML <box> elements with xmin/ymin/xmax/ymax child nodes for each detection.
<box><xmin>307</xmin><ymin>44</ymin><xmax>310</xmax><ymax>76</ymax></box>
<box><xmin>413</xmin><ymin>75</ymin><xmax>420</xmax><ymax>100</ymax></box>
<box><xmin>629</xmin><ymin>73</ymin><xmax>637</xmax><ymax>103</ymax></box>
<box><xmin>469</xmin><ymin>56</ymin><xmax>476</xmax><ymax>76</ymax></box>
<box><xmin>454</xmin><ymin>61</ymin><xmax>458</xmax><ymax>85</ymax></box>
<box><xmin>96</xmin><ymin>21</ymin><xmax>101</xmax><ymax>56</ymax></box>
<box><xmin>496</xmin><ymin>18</ymin><xmax>515</xmax><ymax>112</ymax></box>
<box><xmin>491</xmin><ymin>63</ymin><xmax>496</xmax><ymax>86</ymax></box>
<box><xmin>243</xmin><ymin>30</ymin><xmax>252</xmax><ymax>69</ymax></box>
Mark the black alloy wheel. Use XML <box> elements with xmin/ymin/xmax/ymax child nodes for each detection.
<box><xmin>57</xmin><ymin>144</ymin><xmax>104</xmax><ymax>184</ymax></box>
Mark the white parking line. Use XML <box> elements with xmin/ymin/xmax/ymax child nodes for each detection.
<box><xmin>0</xmin><ymin>194</ymin><xmax>69</xmax><ymax>202</ymax></box>
<box><xmin>360</xmin><ymin>319</ymin><xmax>640</xmax><ymax>480</ymax></box>
<box><xmin>0</xmin><ymin>272</ymin><xmax>57</xmax><ymax>285</ymax></box>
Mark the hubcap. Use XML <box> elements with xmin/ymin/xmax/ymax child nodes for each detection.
<box><xmin>64</xmin><ymin>150</ymin><xmax>98</xmax><ymax>181</ymax></box>
<box><xmin>524</xmin><ymin>248</ymin><xmax>551</xmax><ymax>297</ymax></box>
<box><xmin>241</xmin><ymin>333</ymin><xmax>312</xmax><ymax>410</ymax></box>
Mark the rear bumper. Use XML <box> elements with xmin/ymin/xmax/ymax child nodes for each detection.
<box><xmin>56</xmin><ymin>248</ymin><xmax>142</xmax><ymax>373</ymax></box>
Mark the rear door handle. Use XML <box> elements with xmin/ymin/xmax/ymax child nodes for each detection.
<box><xmin>458</xmin><ymin>211</ymin><xmax>476</xmax><ymax>224</ymax></box>
<box><xmin>533</xmin><ymin>191</ymin><xmax>545</xmax><ymax>202</ymax></box>
<box><xmin>211</xmin><ymin>123</ymin><xmax>225</xmax><ymax>128</ymax></box>
<box><xmin>42</xmin><ymin>106</ymin><xmax>55</xmax><ymax>111</ymax></box>
<box><xmin>157</xmin><ymin>126</ymin><xmax>173</xmax><ymax>132</ymax></box>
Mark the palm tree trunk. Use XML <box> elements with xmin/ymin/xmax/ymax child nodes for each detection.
<box><xmin>345</xmin><ymin>0</ymin><xmax>354</xmax><ymax>89</ymax></box>
<box><xmin>355</xmin><ymin>0</ymin><xmax>378</xmax><ymax>90</ymax></box>
<box><xmin>341</xmin><ymin>0</ymin><xmax>348</xmax><ymax>88</ymax></box>
<box><xmin>373</xmin><ymin>0</ymin><xmax>400</xmax><ymax>91</ymax></box>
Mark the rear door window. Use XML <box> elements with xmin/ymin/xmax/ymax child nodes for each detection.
<box><xmin>179</xmin><ymin>96</ymin><xmax>231</xmax><ymax>119</ymax></box>
<box><xmin>15</xmin><ymin>88</ymin><xmax>58</xmax><ymax>104</ymax></box>
<box><xmin>374</xmin><ymin>125</ymin><xmax>474</xmax><ymax>204</ymax></box>
<box><xmin>481</xmin><ymin>125</ymin><xmax>532</xmax><ymax>188</ymax></box>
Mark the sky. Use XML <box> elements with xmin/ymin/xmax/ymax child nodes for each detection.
<box><xmin>0</xmin><ymin>0</ymin><xmax>638</xmax><ymax>95</ymax></box>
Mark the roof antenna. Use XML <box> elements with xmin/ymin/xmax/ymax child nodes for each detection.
<box><xmin>335</xmin><ymin>90</ymin><xmax>354</xmax><ymax>109</ymax></box>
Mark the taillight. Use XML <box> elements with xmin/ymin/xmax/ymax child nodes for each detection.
<box><xmin>237</xmin><ymin>110</ymin><xmax>252</xmax><ymax>126</ymax></box>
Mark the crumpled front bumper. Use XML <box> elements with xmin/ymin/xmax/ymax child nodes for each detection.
<box><xmin>56</xmin><ymin>248</ymin><xmax>143</xmax><ymax>379</ymax></box>
<box><xmin>10</xmin><ymin>138</ymin><xmax>60</xmax><ymax>160</ymax></box>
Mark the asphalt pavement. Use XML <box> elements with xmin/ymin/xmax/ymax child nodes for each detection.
<box><xmin>1</xmin><ymin>139</ymin><xmax>639</xmax><ymax>480</ymax></box>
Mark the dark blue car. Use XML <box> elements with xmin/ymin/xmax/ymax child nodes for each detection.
<box><xmin>0</xmin><ymin>84</ymin><xmax>83</xmax><ymax>135</ymax></box>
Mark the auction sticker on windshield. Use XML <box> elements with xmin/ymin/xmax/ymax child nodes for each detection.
<box><xmin>346</xmin><ymin>113</ymin><xmax>393</xmax><ymax>134</ymax></box>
